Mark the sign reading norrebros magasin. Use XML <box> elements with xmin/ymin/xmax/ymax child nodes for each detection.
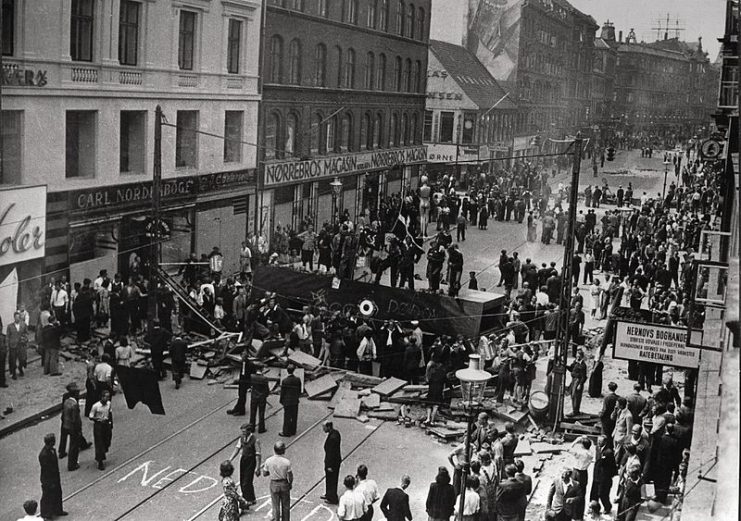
<box><xmin>613</xmin><ymin>321</ymin><xmax>700</xmax><ymax>369</ymax></box>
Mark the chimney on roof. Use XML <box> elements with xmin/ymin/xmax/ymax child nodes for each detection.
<box><xmin>619</xmin><ymin>30</ymin><xmax>623</xmax><ymax>43</ymax></box>
<box><xmin>601</xmin><ymin>21</ymin><xmax>615</xmax><ymax>41</ymax></box>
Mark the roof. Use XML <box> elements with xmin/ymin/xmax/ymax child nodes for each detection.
<box><xmin>594</xmin><ymin>38</ymin><xmax>614</xmax><ymax>50</ymax></box>
<box><xmin>429</xmin><ymin>40</ymin><xmax>518</xmax><ymax>111</ymax></box>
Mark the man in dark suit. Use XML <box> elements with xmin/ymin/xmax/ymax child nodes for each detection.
<box><xmin>170</xmin><ymin>334</ymin><xmax>188</xmax><ymax>389</ymax></box>
<box><xmin>249</xmin><ymin>366</ymin><xmax>270</xmax><ymax>433</ymax></box>
<box><xmin>228</xmin><ymin>350</ymin><xmax>255</xmax><ymax>416</ymax></box>
<box><xmin>39</xmin><ymin>433</ymin><xmax>67</xmax><ymax>518</ymax></box>
<box><xmin>496</xmin><ymin>464</ymin><xmax>524</xmax><ymax>521</ymax></box>
<box><xmin>380</xmin><ymin>475</ymin><xmax>413</xmax><ymax>521</ymax></box>
<box><xmin>144</xmin><ymin>319</ymin><xmax>171</xmax><ymax>380</ymax></box>
<box><xmin>279</xmin><ymin>366</ymin><xmax>302</xmax><ymax>437</ymax></box>
<box><xmin>515</xmin><ymin>459</ymin><xmax>533</xmax><ymax>521</ymax></box>
<box><xmin>546</xmin><ymin>469</ymin><xmax>582</xmax><ymax>521</ymax></box>
<box><xmin>60</xmin><ymin>382</ymin><xmax>83</xmax><ymax>470</ymax></box>
<box><xmin>321</xmin><ymin>421</ymin><xmax>341</xmax><ymax>505</ymax></box>
<box><xmin>599</xmin><ymin>382</ymin><xmax>620</xmax><ymax>446</ymax></box>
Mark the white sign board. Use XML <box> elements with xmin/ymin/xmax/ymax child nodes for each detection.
<box><xmin>613</xmin><ymin>321</ymin><xmax>699</xmax><ymax>369</ymax></box>
<box><xmin>0</xmin><ymin>185</ymin><xmax>46</xmax><ymax>267</ymax></box>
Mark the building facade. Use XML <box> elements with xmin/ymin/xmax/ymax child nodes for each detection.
<box><xmin>591</xmin><ymin>23</ymin><xmax>618</xmax><ymax>127</ymax></box>
<box><xmin>564</xmin><ymin>10</ymin><xmax>597</xmax><ymax>132</ymax></box>
<box><xmin>1</xmin><ymin>0</ymin><xmax>262</xmax><ymax>306</ymax></box>
<box><xmin>424</xmin><ymin>40</ymin><xmax>517</xmax><ymax>178</ymax></box>
<box><xmin>259</xmin><ymin>0</ymin><xmax>430</xmax><ymax>237</ymax></box>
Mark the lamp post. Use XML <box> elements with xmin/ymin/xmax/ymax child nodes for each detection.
<box><xmin>330</xmin><ymin>177</ymin><xmax>343</xmax><ymax>225</ymax></box>
<box><xmin>662</xmin><ymin>159</ymin><xmax>671</xmax><ymax>201</ymax></box>
<box><xmin>455</xmin><ymin>354</ymin><xmax>491</xmax><ymax>518</ymax></box>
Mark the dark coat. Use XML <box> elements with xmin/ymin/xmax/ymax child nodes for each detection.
<box><xmin>62</xmin><ymin>396</ymin><xmax>82</xmax><ymax>431</ymax></box>
<box><xmin>324</xmin><ymin>428</ymin><xmax>342</xmax><ymax>468</ymax></box>
<box><xmin>250</xmin><ymin>373</ymin><xmax>270</xmax><ymax>402</ymax></box>
<box><xmin>425</xmin><ymin>482</ymin><xmax>455</xmax><ymax>519</ymax></box>
<box><xmin>381</xmin><ymin>487</ymin><xmax>412</xmax><ymax>521</ymax></box>
<box><xmin>280</xmin><ymin>374</ymin><xmax>302</xmax><ymax>407</ymax></box>
<box><xmin>496</xmin><ymin>477</ymin><xmax>524</xmax><ymax>517</ymax></box>
<box><xmin>170</xmin><ymin>338</ymin><xmax>187</xmax><ymax>365</ymax></box>
<box><xmin>39</xmin><ymin>444</ymin><xmax>63</xmax><ymax>517</ymax></box>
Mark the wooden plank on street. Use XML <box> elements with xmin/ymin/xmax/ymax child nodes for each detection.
<box><xmin>361</xmin><ymin>393</ymin><xmax>381</xmax><ymax>409</ymax></box>
<box><xmin>189</xmin><ymin>363</ymin><xmax>208</xmax><ymax>380</ymax></box>
<box><xmin>513</xmin><ymin>437</ymin><xmax>533</xmax><ymax>456</ymax></box>
<box><xmin>288</xmin><ymin>350</ymin><xmax>322</xmax><ymax>369</ymax></box>
<box><xmin>333</xmin><ymin>396</ymin><xmax>361</xmax><ymax>418</ymax></box>
<box><xmin>304</xmin><ymin>374</ymin><xmax>338</xmax><ymax>399</ymax></box>
<box><xmin>372</xmin><ymin>377</ymin><xmax>408</xmax><ymax>397</ymax></box>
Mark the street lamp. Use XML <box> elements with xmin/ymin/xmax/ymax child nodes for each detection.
<box><xmin>662</xmin><ymin>159</ymin><xmax>671</xmax><ymax>201</ymax></box>
<box><xmin>455</xmin><ymin>354</ymin><xmax>491</xmax><ymax>516</ymax></box>
<box><xmin>330</xmin><ymin>177</ymin><xmax>343</xmax><ymax>225</ymax></box>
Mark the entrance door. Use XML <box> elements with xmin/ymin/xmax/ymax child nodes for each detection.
<box><xmin>118</xmin><ymin>216</ymin><xmax>150</xmax><ymax>282</ymax></box>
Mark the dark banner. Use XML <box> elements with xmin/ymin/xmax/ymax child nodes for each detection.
<box><xmin>253</xmin><ymin>266</ymin><xmax>493</xmax><ymax>337</ymax></box>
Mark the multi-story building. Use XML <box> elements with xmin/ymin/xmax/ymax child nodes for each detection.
<box><xmin>258</xmin><ymin>0</ymin><xmax>430</xmax><ymax>236</ymax></box>
<box><xmin>0</xmin><ymin>0</ymin><xmax>262</xmax><ymax>305</ymax></box>
<box><xmin>424</xmin><ymin>40</ymin><xmax>517</xmax><ymax>177</ymax></box>
<box><xmin>564</xmin><ymin>10</ymin><xmax>597</xmax><ymax>132</ymax></box>
<box><xmin>591</xmin><ymin>22</ymin><xmax>618</xmax><ymax>127</ymax></box>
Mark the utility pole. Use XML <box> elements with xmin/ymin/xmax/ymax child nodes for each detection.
<box><xmin>147</xmin><ymin>105</ymin><xmax>164</xmax><ymax>335</ymax></box>
<box><xmin>547</xmin><ymin>136</ymin><xmax>583</xmax><ymax>426</ymax></box>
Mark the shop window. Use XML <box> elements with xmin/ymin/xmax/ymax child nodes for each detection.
<box><xmin>118</xmin><ymin>1</ymin><xmax>139</xmax><ymax>66</ymax></box>
<box><xmin>422</xmin><ymin>110</ymin><xmax>432</xmax><ymax>142</ymax></box>
<box><xmin>178</xmin><ymin>10</ymin><xmax>196</xmax><ymax>70</ymax></box>
<box><xmin>288</xmin><ymin>38</ymin><xmax>301</xmax><ymax>84</ymax></box>
<box><xmin>0</xmin><ymin>110</ymin><xmax>22</xmax><ymax>184</ymax></box>
<box><xmin>364</xmin><ymin>52</ymin><xmax>375</xmax><ymax>89</ymax></box>
<box><xmin>462</xmin><ymin>112</ymin><xmax>476</xmax><ymax>144</ymax></box>
<box><xmin>340</xmin><ymin>113</ymin><xmax>352</xmax><ymax>151</ymax></box>
<box><xmin>439</xmin><ymin>111</ymin><xmax>454</xmax><ymax>143</ymax></box>
<box><xmin>227</xmin><ymin>19</ymin><xmax>242</xmax><ymax>74</ymax></box>
<box><xmin>376</xmin><ymin>53</ymin><xmax>386</xmax><ymax>90</ymax></box>
<box><xmin>224</xmin><ymin>110</ymin><xmax>243</xmax><ymax>163</ymax></box>
<box><xmin>2</xmin><ymin>0</ymin><xmax>13</xmax><ymax>56</ymax></box>
<box><xmin>71</xmin><ymin>0</ymin><xmax>94</xmax><ymax>62</ymax></box>
<box><xmin>314</xmin><ymin>43</ymin><xmax>327</xmax><ymax>87</ymax></box>
<box><xmin>66</xmin><ymin>110</ymin><xmax>96</xmax><ymax>178</ymax></box>
<box><xmin>120</xmin><ymin>110</ymin><xmax>146</xmax><ymax>174</ymax></box>
<box><xmin>285</xmin><ymin>113</ymin><xmax>299</xmax><ymax>157</ymax></box>
<box><xmin>265</xmin><ymin>112</ymin><xmax>280</xmax><ymax>160</ymax></box>
<box><xmin>270</xmin><ymin>35</ymin><xmax>283</xmax><ymax>82</ymax></box>
<box><xmin>379</xmin><ymin>0</ymin><xmax>388</xmax><ymax>31</ymax></box>
<box><xmin>373</xmin><ymin>114</ymin><xmax>382</xmax><ymax>148</ymax></box>
<box><xmin>175</xmin><ymin>110</ymin><xmax>198</xmax><ymax>168</ymax></box>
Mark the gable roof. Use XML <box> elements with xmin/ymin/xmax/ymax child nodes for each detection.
<box><xmin>430</xmin><ymin>39</ymin><xmax>518</xmax><ymax>111</ymax></box>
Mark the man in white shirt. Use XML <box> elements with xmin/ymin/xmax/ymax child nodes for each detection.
<box><xmin>50</xmin><ymin>282</ymin><xmax>69</xmax><ymax>324</ymax></box>
<box><xmin>16</xmin><ymin>499</ymin><xmax>44</xmax><ymax>521</ymax></box>
<box><xmin>337</xmin><ymin>475</ymin><xmax>366</xmax><ymax>521</ymax></box>
<box><xmin>355</xmin><ymin>465</ymin><xmax>379</xmax><ymax>521</ymax></box>
<box><xmin>454</xmin><ymin>476</ymin><xmax>480</xmax><ymax>520</ymax></box>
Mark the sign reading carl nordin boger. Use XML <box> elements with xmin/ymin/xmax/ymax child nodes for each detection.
<box><xmin>0</xmin><ymin>185</ymin><xmax>46</xmax><ymax>267</ymax></box>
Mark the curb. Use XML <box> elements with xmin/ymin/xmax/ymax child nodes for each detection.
<box><xmin>0</xmin><ymin>391</ymin><xmax>88</xmax><ymax>440</ymax></box>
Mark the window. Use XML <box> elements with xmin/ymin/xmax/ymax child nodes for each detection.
<box><xmin>401</xmin><ymin>113</ymin><xmax>408</xmax><ymax>145</ymax></box>
<box><xmin>178</xmin><ymin>10</ymin><xmax>196</xmax><ymax>70</ymax></box>
<box><xmin>288</xmin><ymin>39</ymin><xmax>301</xmax><ymax>84</ymax></box>
<box><xmin>394</xmin><ymin>56</ymin><xmax>402</xmax><ymax>91</ymax></box>
<box><xmin>270</xmin><ymin>35</ymin><xmax>283</xmax><ymax>82</ymax></box>
<box><xmin>367</xmin><ymin>0</ymin><xmax>377</xmax><ymax>28</ymax></box>
<box><xmin>287</xmin><ymin>0</ymin><xmax>304</xmax><ymax>10</ymax></box>
<box><xmin>310</xmin><ymin>113</ymin><xmax>324</xmax><ymax>155</ymax></box>
<box><xmin>417</xmin><ymin>7</ymin><xmax>424</xmax><ymax>40</ymax></box>
<box><xmin>224</xmin><ymin>111</ymin><xmax>243</xmax><ymax>162</ymax></box>
<box><xmin>318</xmin><ymin>0</ymin><xmax>328</xmax><ymax>17</ymax></box>
<box><xmin>376</xmin><ymin>53</ymin><xmax>386</xmax><ymax>90</ymax></box>
<box><xmin>326</xmin><ymin>116</ymin><xmax>337</xmax><ymax>152</ymax></box>
<box><xmin>364</xmin><ymin>52</ymin><xmax>375</xmax><ymax>89</ymax></box>
<box><xmin>120</xmin><ymin>111</ymin><xmax>146</xmax><ymax>173</ymax></box>
<box><xmin>423</xmin><ymin>110</ymin><xmax>432</xmax><ymax>141</ymax></box>
<box><xmin>2</xmin><ymin>0</ymin><xmax>13</xmax><ymax>56</ymax></box>
<box><xmin>314</xmin><ymin>43</ymin><xmax>327</xmax><ymax>86</ymax></box>
<box><xmin>360</xmin><ymin>113</ymin><xmax>370</xmax><ymax>149</ymax></box>
<box><xmin>373</xmin><ymin>114</ymin><xmax>382</xmax><ymax>148</ymax></box>
<box><xmin>335</xmin><ymin>46</ymin><xmax>343</xmax><ymax>87</ymax></box>
<box><xmin>265</xmin><ymin>113</ymin><xmax>280</xmax><ymax>160</ymax></box>
<box><xmin>410</xmin><ymin>112</ymin><xmax>418</xmax><ymax>144</ymax></box>
<box><xmin>227</xmin><ymin>19</ymin><xmax>242</xmax><ymax>73</ymax></box>
<box><xmin>118</xmin><ymin>1</ymin><xmax>139</xmax><ymax>66</ymax></box>
<box><xmin>66</xmin><ymin>111</ymin><xmax>96</xmax><ymax>178</ymax></box>
<box><xmin>413</xmin><ymin>60</ymin><xmax>421</xmax><ymax>92</ymax></box>
<box><xmin>340</xmin><ymin>113</ymin><xmax>352</xmax><ymax>151</ymax></box>
<box><xmin>439</xmin><ymin>111</ymin><xmax>454</xmax><ymax>143</ymax></box>
<box><xmin>406</xmin><ymin>3</ymin><xmax>414</xmax><ymax>38</ymax></box>
<box><xmin>379</xmin><ymin>0</ymin><xmax>388</xmax><ymax>31</ymax></box>
<box><xmin>396</xmin><ymin>1</ymin><xmax>404</xmax><ymax>35</ymax></box>
<box><xmin>343</xmin><ymin>0</ymin><xmax>357</xmax><ymax>23</ymax></box>
<box><xmin>1</xmin><ymin>111</ymin><xmax>22</xmax><ymax>184</ymax></box>
<box><xmin>70</xmin><ymin>0</ymin><xmax>94</xmax><ymax>62</ymax></box>
<box><xmin>390</xmin><ymin>113</ymin><xmax>399</xmax><ymax>146</ymax></box>
<box><xmin>403</xmin><ymin>58</ymin><xmax>411</xmax><ymax>92</ymax></box>
<box><xmin>285</xmin><ymin>113</ymin><xmax>298</xmax><ymax>157</ymax></box>
<box><xmin>175</xmin><ymin>111</ymin><xmax>198</xmax><ymax>168</ymax></box>
<box><xmin>462</xmin><ymin>112</ymin><xmax>476</xmax><ymax>143</ymax></box>
<box><xmin>343</xmin><ymin>48</ymin><xmax>355</xmax><ymax>88</ymax></box>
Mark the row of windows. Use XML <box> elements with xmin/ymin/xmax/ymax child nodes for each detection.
<box><xmin>264</xmin><ymin>110</ymin><xmax>421</xmax><ymax>160</ymax></box>
<box><xmin>268</xmin><ymin>37</ymin><xmax>423</xmax><ymax>93</ymax></box>
<box><xmin>1</xmin><ymin>0</ymin><xmax>247</xmax><ymax>74</ymax></box>
<box><xmin>269</xmin><ymin>0</ymin><xmax>426</xmax><ymax>41</ymax></box>
<box><xmin>0</xmin><ymin>109</ymin><xmax>247</xmax><ymax>183</ymax></box>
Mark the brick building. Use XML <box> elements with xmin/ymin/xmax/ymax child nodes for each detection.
<box><xmin>591</xmin><ymin>23</ymin><xmax>618</xmax><ymax>127</ymax></box>
<box><xmin>564</xmin><ymin>10</ymin><xmax>598</xmax><ymax>132</ymax></box>
<box><xmin>259</xmin><ymin>0</ymin><xmax>430</xmax><ymax>237</ymax></box>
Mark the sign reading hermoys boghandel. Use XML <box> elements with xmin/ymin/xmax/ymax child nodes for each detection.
<box><xmin>0</xmin><ymin>185</ymin><xmax>46</xmax><ymax>267</ymax></box>
<box><xmin>613</xmin><ymin>321</ymin><xmax>700</xmax><ymax>369</ymax></box>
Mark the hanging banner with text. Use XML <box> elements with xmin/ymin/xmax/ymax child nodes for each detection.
<box><xmin>0</xmin><ymin>185</ymin><xmax>46</xmax><ymax>267</ymax></box>
<box><xmin>613</xmin><ymin>321</ymin><xmax>700</xmax><ymax>369</ymax></box>
<box><xmin>263</xmin><ymin>146</ymin><xmax>427</xmax><ymax>188</ymax></box>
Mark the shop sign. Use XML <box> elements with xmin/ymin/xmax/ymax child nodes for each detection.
<box><xmin>1</xmin><ymin>67</ymin><xmax>48</xmax><ymax>87</ymax></box>
<box><xmin>263</xmin><ymin>146</ymin><xmax>427</xmax><ymax>188</ymax></box>
<box><xmin>426</xmin><ymin>91</ymin><xmax>464</xmax><ymax>100</ymax></box>
<box><xmin>426</xmin><ymin>144</ymin><xmax>486</xmax><ymax>163</ymax></box>
<box><xmin>198</xmin><ymin>169</ymin><xmax>257</xmax><ymax>194</ymax></box>
<box><xmin>71</xmin><ymin>179</ymin><xmax>197</xmax><ymax>213</ymax></box>
<box><xmin>0</xmin><ymin>185</ymin><xmax>46</xmax><ymax>267</ymax></box>
<box><xmin>145</xmin><ymin>219</ymin><xmax>171</xmax><ymax>240</ymax></box>
<box><xmin>613</xmin><ymin>321</ymin><xmax>699</xmax><ymax>369</ymax></box>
